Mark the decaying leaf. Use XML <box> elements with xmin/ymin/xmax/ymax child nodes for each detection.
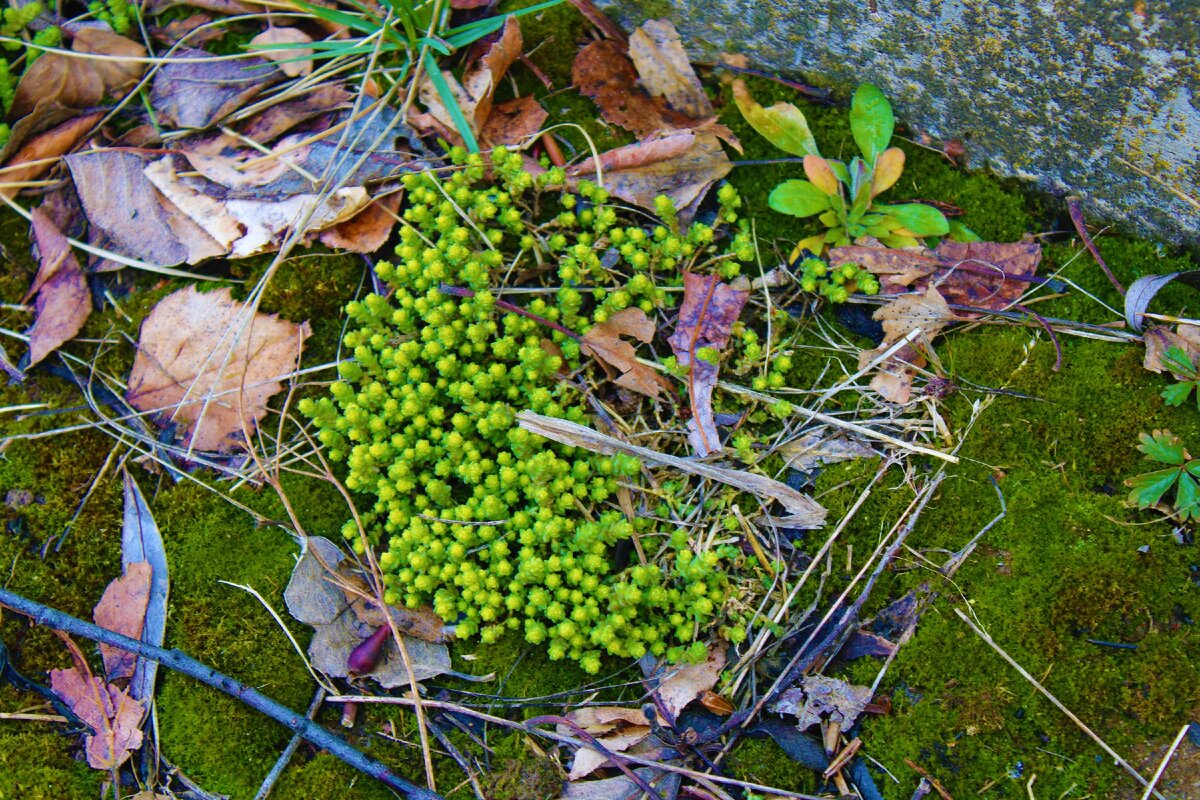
<box><xmin>778</xmin><ymin>431</ymin><xmax>877</xmax><ymax>473</ymax></box>
<box><xmin>667</xmin><ymin>272</ymin><xmax>749</xmax><ymax>456</ymax></box>
<box><xmin>595</xmin><ymin>133</ymin><xmax>733</xmax><ymax>224</ymax></box>
<box><xmin>560</xmin><ymin>706</ymin><xmax>652</xmax><ymax>780</ymax></box>
<box><xmin>627</xmin><ymin>19</ymin><xmax>712</xmax><ymax>120</ymax></box>
<box><xmin>319</xmin><ymin>192</ymin><xmax>401</xmax><ymax>252</ymax></box>
<box><xmin>858</xmin><ymin>286</ymin><xmax>954</xmax><ymax>403</ymax></box>
<box><xmin>480</xmin><ymin>95</ymin><xmax>548</xmax><ymax>145</ymax></box>
<box><xmin>581</xmin><ymin>307</ymin><xmax>674</xmax><ymax>400</ymax></box>
<box><xmin>93</xmin><ymin>562</ymin><xmax>153</xmax><ymax>681</ymax></box>
<box><xmin>250</xmin><ymin>26</ymin><xmax>314</xmax><ymax>77</ymax></box>
<box><xmin>1144</xmin><ymin>324</ymin><xmax>1200</xmax><ymax>375</ymax></box>
<box><xmin>651</xmin><ymin>642</ymin><xmax>726</xmax><ymax>719</ymax></box>
<box><xmin>518</xmin><ymin>412</ymin><xmax>827</xmax><ymax>528</ymax></box>
<box><xmin>49</xmin><ymin>662</ymin><xmax>146</xmax><ymax>770</ymax></box>
<box><xmin>10</xmin><ymin>28</ymin><xmax>146</xmax><ymax>121</ymax></box>
<box><xmin>126</xmin><ymin>286</ymin><xmax>311</xmax><ymax>452</ymax></box>
<box><xmin>24</xmin><ymin>208</ymin><xmax>90</xmax><ymax>368</ymax></box>
<box><xmin>565</xmin><ymin>768</ymin><xmax>679</xmax><ymax>800</ymax></box>
<box><xmin>0</xmin><ymin>113</ymin><xmax>103</xmax><ymax>200</ymax></box>
<box><xmin>731</xmin><ymin>79</ymin><xmax>818</xmax><ymax>158</ymax></box>
<box><xmin>572</xmin><ymin>38</ymin><xmax>695</xmax><ymax>139</ymax></box>
<box><xmin>238</xmin><ymin>85</ymin><xmax>352</xmax><ymax>144</ymax></box>
<box><xmin>121</xmin><ymin>470</ymin><xmax>169</xmax><ymax>703</ymax></box>
<box><xmin>1125</xmin><ymin>269</ymin><xmax>1200</xmax><ymax>332</ymax></box>
<box><xmin>770</xmin><ymin>675</ymin><xmax>872</xmax><ymax>731</ymax></box>
<box><xmin>151</xmin><ymin>48</ymin><xmax>279</xmax><ymax>130</ymax></box>
<box><xmin>284</xmin><ymin>536</ymin><xmax>452</xmax><ymax>687</ymax></box>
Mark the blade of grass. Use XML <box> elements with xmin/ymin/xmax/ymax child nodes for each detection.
<box><xmin>422</xmin><ymin>50</ymin><xmax>478</xmax><ymax>152</ymax></box>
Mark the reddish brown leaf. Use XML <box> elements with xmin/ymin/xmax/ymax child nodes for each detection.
<box><xmin>238</xmin><ymin>85</ymin><xmax>351</xmax><ymax>144</ymax></box>
<box><xmin>1144</xmin><ymin>324</ymin><xmax>1200</xmax><ymax>375</ymax></box>
<box><xmin>700</xmin><ymin>690</ymin><xmax>735</xmax><ymax>716</ymax></box>
<box><xmin>0</xmin><ymin>113</ymin><xmax>103</xmax><ymax>200</ymax></box>
<box><xmin>49</xmin><ymin>664</ymin><xmax>146</xmax><ymax>770</ymax></box>
<box><xmin>931</xmin><ymin>239</ymin><xmax>1042</xmax><ymax>312</ymax></box>
<box><xmin>480</xmin><ymin>95</ymin><xmax>548</xmax><ymax>145</ymax></box>
<box><xmin>581</xmin><ymin>307</ymin><xmax>673</xmax><ymax>400</ymax></box>
<box><xmin>25</xmin><ymin>208</ymin><xmax>90</xmax><ymax>368</ymax></box>
<box><xmin>828</xmin><ymin>244</ymin><xmax>941</xmax><ymax>292</ymax></box>
<box><xmin>418</xmin><ymin>16</ymin><xmax>522</xmax><ymax>141</ymax></box>
<box><xmin>568</xmin><ymin>0</ymin><xmax>628</xmax><ymax>41</ymax></box>
<box><xmin>126</xmin><ymin>286</ymin><xmax>311</xmax><ymax>452</ymax></box>
<box><xmin>572</xmin><ymin>39</ymin><xmax>698</xmax><ymax>139</ymax></box>
<box><xmin>654</xmin><ymin>643</ymin><xmax>726</xmax><ymax>718</ymax></box>
<box><xmin>667</xmin><ymin>273</ymin><xmax>748</xmax><ymax>456</ymax></box>
<box><xmin>568</xmin><ymin>131</ymin><xmax>697</xmax><ymax>175</ymax></box>
<box><xmin>93</xmin><ymin>562</ymin><xmax>153</xmax><ymax>680</ymax></box>
<box><xmin>319</xmin><ymin>192</ymin><xmax>400</xmax><ymax>253</ymax></box>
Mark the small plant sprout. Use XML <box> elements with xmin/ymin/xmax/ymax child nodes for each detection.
<box><xmin>1125</xmin><ymin>430</ymin><xmax>1200</xmax><ymax>521</ymax></box>
<box><xmin>1159</xmin><ymin>346</ymin><xmax>1200</xmax><ymax>409</ymax></box>
<box><xmin>735</xmin><ymin>80</ymin><xmax>978</xmax><ymax>256</ymax></box>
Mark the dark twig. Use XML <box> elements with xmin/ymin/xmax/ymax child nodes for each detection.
<box><xmin>0</xmin><ymin>588</ymin><xmax>442</xmax><ymax>800</ymax></box>
<box><xmin>253</xmin><ymin>687</ymin><xmax>327</xmax><ymax>800</ymax></box>
<box><xmin>1067</xmin><ymin>196</ymin><xmax>1125</xmax><ymax>296</ymax></box>
<box><xmin>527</xmin><ymin>714</ymin><xmax>666</xmax><ymax>800</ymax></box>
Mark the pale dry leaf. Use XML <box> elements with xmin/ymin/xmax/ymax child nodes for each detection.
<box><xmin>585</xmin><ymin>133</ymin><xmax>732</xmax><ymax>223</ymax></box>
<box><xmin>654</xmin><ymin>642</ymin><xmax>725</xmax><ymax>719</ymax></box>
<box><xmin>1144</xmin><ymin>324</ymin><xmax>1200</xmax><ymax>374</ymax></box>
<box><xmin>238</xmin><ymin>84</ymin><xmax>351</xmax><ymax>144</ymax></box>
<box><xmin>581</xmin><ymin>307</ymin><xmax>674</xmax><ymax>400</ymax></box>
<box><xmin>517</xmin><ymin>412</ymin><xmax>826</xmax><ymax>527</ymax></box>
<box><xmin>778</xmin><ymin>431</ymin><xmax>876</xmax><ymax>472</ymax></box>
<box><xmin>250</xmin><ymin>26</ymin><xmax>314</xmax><ymax>77</ymax></box>
<box><xmin>25</xmin><ymin>208</ymin><xmax>90</xmax><ymax>367</ymax></box>
<box><xmin>93</xmin><ymin>561</ymin><xmax>153</xmax><ymax>680</ymax></box>
<box><xmin>11</xmin><ymin>28</ymin><xmax>146</xmax><ymax>121</ymax></box>
<box><xmin>126</xmin><ymin>286</ymin><xmax>311</xmax><ymax>452</ymax></box>
<box><xmin>858</xmin><ymin>285</ymin><xmax>953</xmax><ymax>404</ymax></box>
<box><xmin>561</xmin><ymin>707</ymin><xmax>652</xmax><ymax>780</ymax></box>
<box><xmin>564</xmin><ymin>769</ymin><xmax>680</xmax><ymax>800</ymax></box>
<box><xmin>627</xmin><ymin>19</ymin><xmax>712</xmax><ymax>119</ymax></box>
<box><xmin>565</xmin><ymin>706</ymin><xmax>652</xmax><ymax>733</ymax></box>
<box><xmin>151</xmin><ymin>48</ymin><xmax>279</xmax><ymax>129</ymax></box>
<box><xmin>121</xmin><ymin>471</ymin><xmax>169</xmax><ymax>704</ymax></box>
<box><xmin>49</xmin><ymin>666</ymin><xmax>146</xmax><ymax>770</ymax></box>
<box><xmin>770</xmin><ymin>675</ymin><xmax>872</xmax><ymax>731</ymax></box>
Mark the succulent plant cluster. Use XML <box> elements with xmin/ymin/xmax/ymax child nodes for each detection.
<box><xmin>302</xmin><ymin>147</ymin><xmax>757</xmax><ymax>670</ymax></box>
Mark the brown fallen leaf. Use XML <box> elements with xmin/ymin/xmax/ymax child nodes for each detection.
<box><xmin>1144</xmin><ymin>324</ymin><xmax>1200</xmax><ymax>375</ymax></box>
<box><xmin>238</xmin><ymin>84</ymin><xmax>352</xmax><ymax>144</ymax></box>
<box><xmin>10</xmin><ymin>28</ymin><xmax>146</xmax><ymax>121</ymax></box>
<box><xmin>480</xmin><ymin>95</ymin><xmax>548</xmax><ymax>146</ymax></box>
<box><xmin>93</xmin><ymin>562</ymin><xmax>153</xmax><ymax>680</ymax></box>
<box><xmin>568</xmin><ymin>131</ymin><xmax>697</xmax><ymax>175</ymax></box>
<box><xmin>250</xmin><ymin>26</ymin><xmax>314</xmax><ymax>77</ymax></box>
<box><xmin>0</xmin><ymin>113</ymin><xmax>103</xmax><ymax>200</ymax></box>
<box><xmin>858</xmin><ymin>286</ymin><xmax>954</xmax><ymax>403</ymax></box>
<box><xmin>627</xmin><ymin>19</ymin><xmax>712</xmax><ymax>120</ymax></box>
<box><xmin>319</xmin><ymin>192</ymin><xmax>401</xmax><ymax>252</ymax></box>
<box><xmin>560</xmin><ymin>706</ymin><xmax>652</xmax><ymax>780</ymax></box>
<box><xmin>572</xmin><ymin>38</ymin><xmax>697</xmax><ymax>140</ymax></box>
<box><xmin>66</xmin><ymin>150</ymin><xmax>227</xmax><ymax>266</ymax></box>
<box><xmin>283</xmin><ymin>536</ymin><xmax>452</xmax><ymax>687</ymax></box>
<box><xmin>700</xmin><ymin>690</ymin><xmax>735</xmax><ymax>716</ymax></box>
<box><xmin>418</xmin><ymin>16</ymin><xmax>522</xmax><ymax>143</ymax></box>
<box><xmin>49</xmin><ymin>653</ymin><xmax>146</xmax><ymax>770</ymax></box>
<box><xmin>518</xmin><ymin>411</ymin><xmax>827</xmax><ymax>527</ymax></box>
<box><xmin>151</xmin><ymin>48</ymin><xmax>279</xmax><ymax>129</ymax></box>
<box><xmin>653</xmin><ymin>642</ymin><xmax>726</xmax><ymax>719</ymax></box>
<box><xmin>581</xmin><ymin>307</ymin><xmax>674</xmax><ymax>400</ymax></box>
<box><xmin>828</xmin><ymin>243</ymin><xmax>941</xmax><ymax>293</ymax></box>
<box><xmin>667</xmin><ymin>272</ymin><xmax>749</xmax><ymax>457</ymax></box>
<box><xmin>126</xmin><ymin>286</ymin><xmax>311</xmax><ymax>452</ymax></box>
<box><xmin>24</xmin><ymin>208</ymin><xmax>90</xmax><ymax>368</ymax></box>
<box><xmin>778</xmin><ymin>431</ymin><xmax>877</xmax><ymax>472</ymax></box>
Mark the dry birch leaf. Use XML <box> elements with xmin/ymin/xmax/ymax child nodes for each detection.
<box><xmin>581</xmin><ymin>307</ymin><xmax>674</xmax><ymax>400</ymax></box>
<box><xmin>24</xmin><ymin>208</ymin><xmax>90</xmax><ymax>367</ymax></box>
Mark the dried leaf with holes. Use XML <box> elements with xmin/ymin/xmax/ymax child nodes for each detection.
<box><xmin>319</xmin><ymin>193</ymin><xmax>401</xmax><ymax>253</ymax></box>
<box><xmin>770</xmin><ymin>675</ymin><xmax>873</xmax><ymax>730</ymax></box>
<box><xmin>24</xmin><ymin>208</ymin><xmax>90</xmax><ymax>368</ymax></box>
<box><xmin>667</xmin><ymin>273</ymin><xmax>749</xmax><ymax>456</ymax></box>
<box><xmin>581</xmin><ymin>307</ymin><xmax>674</xmax><ymax>400</ymax></box>
<box><xmin>858</xmin><ymin>286</ymin><xmax>953</xmax><ymax>403</ymax></box>
<box><xmin>125</xmin><ymin>286</ymin><xmax>311</xmax><ymax>452</ymax></box>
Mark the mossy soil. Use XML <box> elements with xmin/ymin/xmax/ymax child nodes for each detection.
<box><xmin>2</xmin><ymin>4</ymin><xmax>1200</xmax><ymax>799</ymax></box>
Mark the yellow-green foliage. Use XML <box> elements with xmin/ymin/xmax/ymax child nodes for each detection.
<box><xmin>301</xmin><ymin>147</ymin><xmax>758</xmax><ymax>672</ymax></box>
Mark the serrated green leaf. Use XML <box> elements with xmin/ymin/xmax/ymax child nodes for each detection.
<box><xmin>1177</xmin><ymin>472</ymin><xmax>1200</xmax><ymax>519</ymax></box>
<box><xmin>849</xmin><ymin>83</ymin><xmax>893</xmax><ymax>163</ymax></box>
<box><xmin>1184</xmin><ymin>460</ymin><xmax>1200</xmax><ymax>478</ymax></box>
<box><xmin>1161</xmin><ymin>382</ymin><xmax>1194</xmax><ymax>407</ymax></box>
<box><xmin>1162</xmin><ymin>345</ymin><xmax>1197</xmax><ymax>377</ymax></box>
<box><xmin>733</xmin><ymin>80</ymin><xmax>819</xmax><ymax>157</ymax></box>
<box><xmin>768</xmin><ymin>180</ymin><xmax>831</xmax><ymax>218</ymax></box>
<box><xmin>1138</xmin><ymin>430</ymin><xmax>1188</xmax><ymax>464</ymax></box>
<box><xmin>881</xmin><ymin>203</ymin><xmax>950</xmax><ymax>237</ymax></box>
<box><xmin>1126</xmin><ymin>466</ymin><xmax>1181</xmax><ymax>509</ymax></box>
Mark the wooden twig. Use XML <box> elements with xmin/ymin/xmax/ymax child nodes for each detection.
<box><xmin>903</xmin><ymin>760</ymin><xmax>952</xmax><ymax>800</ymax></box>
<box><xmin>0</xmin><ymin>588</ymin><xmax>441</xmax><ymax>800</ymax></box>
<box><xmin>253</xmin><ymin>687</ymin><xmax>327</xmax><ymax>800</ymax></box>
<box><xmin>1066</xmin><ymin>196</ymin><xmax>1125</xmax><ymax>296</ymax></box>
<box><xmin>954</xmin><ymin>608</ymin><xmax>1163</xmax><ymax>798</ymax></box>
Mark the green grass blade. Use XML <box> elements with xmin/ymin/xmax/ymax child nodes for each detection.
<box><xmin>422</xmin><ymin>50</ymin><xmax>478</xmax><ymax>152</ymax></box>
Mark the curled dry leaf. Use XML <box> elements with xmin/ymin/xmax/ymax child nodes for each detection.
<box><xmin>1125</xmin><ymin>269</ymin><xmax>1200</xmax><ymax>332</ymax></box>
<box><xmin>49</xmin><ymin>663</ymin><xmax>146</xmax><ymax>770</ymax></box>
<box><xmin>238</xmin><ymin>84</ymin><xmax>352</xmax><ymax>144</ymax></box>
<box><xmin>581</xmin><ymin>307</ymin><xmax>674</xmax><ymax>400</ymax></box>
<box><xmin>250</xmin><ymin>26</ymin><xmax>314</xmax><ymax>77</ymax></box>
<box><xmin>10</xmin><ymin>28</ymin><xmax>146</xmax><ymax>121</ymax></box>
<box><xmin>561</xmin><ymin>706</ymin><xmax>652</xmax><ymax>780</ymax></box>
<box><xmin>319</xmin><ymin>192</ymin><xmax>401</xmax><ymax>253</ymax></box>
<box><xmin>126</xmin><ymin>286</ymin><xmax>311</xmax><ymax>452</ymax></box>
<box><xmin>517</xmin><ymin>412</ymin><xmax>827</xmax><ymax>527</ymax></box>
<box><xmin>24</xmin><ymin>208</ymin><xmax>90</xmax><ymax>368</ymax></box>
<box><xmin>770</xmin><ymin>675</ymin><xmax>873</xmax><ymax>731</ymax></box>
<box><xmin>0</xmin><ymin>113</ymin><xmax>102</xmax><ymax>200</ymax></box>
<box><xmin>667</xmin><ymin>272</ymin><xmax>749</xmax><ymax>457</ymax></box>
<box><xmin>283</xmin><ymin>536</ymin><xmax>452</xmax><ymax>687</ymax></box>
<box><xmin>858</xmin><ymin>286</ymin><xmax>953</xmax><ymax>403</ymax></box>
<box><xmin>652</xmin><ymin>642</ymin><xmax>726</xmax><ymax>719</ymax></box>
<box><xmin>627</xmin><ymin>19</ymin><xmax>712</xmax><ymax>120</ymax></box>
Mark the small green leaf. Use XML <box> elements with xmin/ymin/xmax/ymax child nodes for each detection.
<box><xmin>1126</xmin><ymin>466</ymin><xmax>1182</xmax><ymax>509</ymax></box>
<box><xmin>1162</xmin><ymin>382</ymin><xmax>1194</xmax><ymax>407</ymax></box>
<box><xmin>1138</xmin><ymin>430</ymin><xmax>1188</xmax><ymax>465</ymax></box>
<box><xmin>768</xmin><ymin>180</ymin><xmax>831</xmax><ymax>218</ymax></box>
<box><xmin>1162</xmin><ymin>345</ymin><xmax>1197</xmax><ymax>377</ymax></box>
<box><xmin>1185</xmin><ymin>460</ymin><xmax>1200</xmax><ymax>478</ymax></box>
<box><xmin>879</xmin><ymin>233</ymin><xmax>920</xmax><ymax>249</ymax></box>
<box><xmin>849</xmin><ymin>83</ymin><xmax>894</xmax><ymax>163</ymax></box>
<box><xmin>1177</xmin><ymin>472</ymin><xmax>1200</xmax><ymax>519</ymax></box>
<box><xmin>948</xmin><ymin>220</ymin><xmax>982</xmax><ymax>242</ymax></box>
<box><xmin>881</xmin><ymin>203</ymin><xmax>950</xmax><ymax>237</ymax></box>
<box><xmin>733</xmin><ymin>80</ymin><xmax>820</xmax><ymax>157</ymax></box>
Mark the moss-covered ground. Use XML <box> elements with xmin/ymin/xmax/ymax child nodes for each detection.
<box><xmin>2</xmin><ymin>3</ymin><xmax>1200</xmax><ymax>798</ymax></box>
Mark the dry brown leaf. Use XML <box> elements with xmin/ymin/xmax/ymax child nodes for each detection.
<box><xmin>581</xmin><ymin>307</ymin><xmax>674</xmax><ymax>400</ymax></box>
<box><xmin>418</xmin><ymin>16</ymin><xmax>522</xmax><ymax>142</ymax></box>
<box><xmin>588</xmin><ymin>133</ymin><xmax>732</xmax><ymax>222</ymax></box>
<box><xmin>828</xmin><ymin>243</ymin><xmax>941</xmax><ymax>292</ymax></box>
<box><xmin>568</xmin><ymin>131</ymin><xmax>696</xmax><ymax>176</ymax></box>
<box><xmin>572</xmin><ymin>39</ymin><xmax>696</xmax><ymax>139</ymax></box>
<box><xmin>627</xmin><ymin>19</ymin><xmax>712</xmax><ymax>120</ymax></box>
<box><xmin>858</xmin><ymin>286</ymin><xmax>954</xmax><ymax>403</ymax></box>
<box><xmin>49</xmin><ymin>665</ymin><xmax>146</xmax><ymax>769</ymax></box>
<box><xmin>93</xmin><ymin>562</ymin><xmax>153</xmax><ymax>680</ymax></box>
<box><xmin>518</xmin><ymin>411</ymin><xmax>827</xmax><ymax>527</ymax></box>
<box><xmin>126</xmin><ymin>286</ymin><xmax>310</xmax><ymax>452</ymax></box>
<box><xmin>66</xmin><ymin>150</ymin><xmax>226</xmax><ymax>266</ymax></box>
<box><xmin>151</xmin><ymin>48</ymin><xmax>278</xmax><ymax>129</ymax></box>
<box><xmin>238</xmin><ymin>85</ymin><xmax>351</xmax><ymax>144</ymax></box>
<box><xmin>480</xmin><ymin>95</ymin><xmax>548</xmax><ymax>146</ymax></box>
<box><xmin>699</xmin><ymin>690</ymin><xmax>734</xmax><ymax>716</ymax></box>
<box><xmin>319</xmin><ymin>192</ymin><xmax>400</xmax><ymax>252</ymax></box>
<box><xmin>667</xmin><ymin>272</ymin><xmax>749</xmax><ymax>456</ymax></box>
<box><xmin>778</xmin><ymin>431</ymin><xmax>876</xmax><ymax>473</ymax></box>
<box><xmin>250</xmin><ymin>27</ymin><xmax>313</xmax><ymax>77</ymax></box>
<box><xmin>654</xmin><ymin>642</ymin><xmax>725</xmax><ymax>718</ymax></box>
<box><xmin>24</xmin><ymin>208</ymin><xmax>90</xmax><ymax>368</ymax></box>
<box><xmin>932</xmin><ymin>239</ymin><xmax>1042</xmax><ymax>312</ymax></box>
<box><xmin>561</xmin><ymin>707</ymin><xmax>652</xmax><ymax>780</ymax></box>
<box><xmin>0</xmin><ymin>113</ymin><xmax>102</xmax><ymax>200</ymax></box>
<box><xmin>770</xmin><ymin>675</ymin><xmax>872</xmax><ymax>730</ymax></box>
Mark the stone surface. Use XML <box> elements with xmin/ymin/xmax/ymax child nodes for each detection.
<box><xmin>598</xmin><ymin>0</ymin><xmax>1200</xmax><ymax>245</ymax></box>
